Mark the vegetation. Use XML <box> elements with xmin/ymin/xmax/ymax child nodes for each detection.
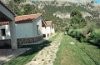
<box><xmin>70</xmin><ymin>9</ymin><xmax>86</xmax><ymax>28</ymax></box>
<box><xmin>66</xmin><ymin>9</ymin><xmax>100</xmax><ymax>47</ymax></box>
<box><xmin>42</xmin><ymin>5</ymin><xmax>89</xmax><ymax>31</ymax></box>
<box><xmin>54</xmin><ymin>35</ymin><xmax>100</xmax><ymax>65</ymax></box>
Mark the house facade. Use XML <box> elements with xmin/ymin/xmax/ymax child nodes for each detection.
<box><xmin>42</xmin><ymin>21</ymin><xmax>55</xmax><ymax>38</ymax></box>
<box><xmin>0</xmin><ymin>13</ymin><xmax>43</xmax><ymax>46</ymax></box>
<box><xmin>0</xmin><ymin>1</ymin><xmax>17</xmax><ymax>49</ymax></box>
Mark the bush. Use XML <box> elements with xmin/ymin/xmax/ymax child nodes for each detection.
<box><xmin>67</xmin><ymin>29</ymin><xmax>85</xmax><ymax>42</ymax></box>
<box><xmin>89</xmin><ymin>30</ymin><xmax>100</xmax><ymax>46</ymax></box>
<box><xmin>67</xmin><ymin>29</ymin><xmax>73</xmax><ymax>35</ymax></box>
<box><xmin>70</xmin><ymin>9</ymin><xmax>86</xmax><ymax>29</ymax></box>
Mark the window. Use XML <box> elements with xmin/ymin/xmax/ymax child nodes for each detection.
<box><xmin>37</xmin><ymin>25</ymin><xmax>39</xmax><ymax>34</ymax></box>
<box><xmin>43</xmin><ymin>34</ymin><xmax>46</xmax><ymax>38</ymax></box>
<box><xmin>1</xmin><ymin>29</ymin><xmax>6</xmax><ymax>36</ymax></box>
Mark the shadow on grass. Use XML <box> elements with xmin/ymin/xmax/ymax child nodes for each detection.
<box><xmin>87</xmin><ymin>41</ymin><xmax>100</xmax><ymax>49</ymax></box>
<box><xmin>67</xmin><ymin>34</ymin><xmax>100</xmax><ymax>49</ymax></box>
<box><xmin>19</xmin><ymin>40</ymin><xmax>51</xmax><ymax>56</ymax></box>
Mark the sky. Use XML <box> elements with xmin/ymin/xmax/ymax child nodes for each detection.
<box><xmin>96</xmin><ymin>0</ymin><xmax>100</xmax><ymax>4</ymax></box>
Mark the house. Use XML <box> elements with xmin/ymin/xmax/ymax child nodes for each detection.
<box><xmin>0</xmin><ymin>13</ymin><xmax>43</xmax><ymax>46</ymax></box>
<box><xmin>42</xmin><ymin>21</ymin><xmax>55</xmax><ymax>39</ymax></box>
<box><xmin>0</xmin><ymin>1</ymin><xmax>17</xmax><ymax>49</ymax></box>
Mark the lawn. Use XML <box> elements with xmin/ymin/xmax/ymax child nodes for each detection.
<box><xmin>54</xmin><ymin>34</ymin><xmax>100</xmax><ymax>65</ymax></box>
<box><xmin>4</xmin><ymin>33</ymin><xmax>58</xmax><ymax>65</ymax></box>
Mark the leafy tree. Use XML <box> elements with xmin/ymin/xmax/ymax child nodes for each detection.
<box><xmin>14</xmin><ymin>0</ymin><xmax>26</xmax><ymax>4</ymax></box>
<box><xmin>70</xmin><ymin>9</ymin><xmax>86</xmax><ymax>29</ymax></box>
<box><xmin>22</xmin><ymin>4</ymin><xmax>33</xmax><ymax>15</ymax></box>
<box><xmin>70</xmin><ymin>9</ymin><xmax>82</xmax><ymax>18</ymax></box>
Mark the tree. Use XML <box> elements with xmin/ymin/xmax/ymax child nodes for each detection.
<box><xmin>70</xmin><ymin>9</ymin><xmax>86</xmax><ymax>29</ymax></box>
<box><xmin>70</xmin><ymin>9</ymin><xmax>82</xmax><ymax>18</ymax></box>
<box><xmin>22</xmin><ymin>4</ymin><xmax>32</xmax><ymax>15</ymax></box>
<box><xmin>14</xmin><ymin>0</ymin><xmax>25</xmax><ymax>4</ymax></box>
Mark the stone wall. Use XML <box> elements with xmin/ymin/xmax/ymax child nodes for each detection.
<box><xmin>17</xmin><ymin>35</ymin><xmax>43</xmax><ymax>45</ymax></box>
<box><xmin>0</xmin><ymin>35</ymin><xmax>43</xmax><ymax>47</ymax></box>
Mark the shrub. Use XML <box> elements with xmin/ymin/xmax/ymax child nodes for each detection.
<box><xmin>89</xmin><ymin>30</ymin><xmax>100</xmax><ymax>46</ymax></box>
<box><xmin>70</xmin><ymin>9</ymin><xmax>86</xmax><ymax>29</ymax></box>
<box><xmin>67</xmin><ymin>29</ymin><xmax>84</xmax><ymax>42</ymax></box>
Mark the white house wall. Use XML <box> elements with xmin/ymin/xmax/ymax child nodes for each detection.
<box><xmin>46</xmin><ymin>27</ymin><xmax>51</xmax><ymax>34</ymax></box>
<box><xmin>42</xmin><ymin>26</ymin><xmax>51</xmax><ymax>38</ymax></box>
<box><xmin>42</xmin><ymin>27</ymin><xmax>51</xmax><ymax>34</ymax></box>
<box><xmin>0</xmin><ymin>25</ymin><xmax>10</xmax><ymax>39</ymax></box>
<box><xmin>42</xmin><ymin>27</ymin><xmax>46</xmax><ymax>34</ymax></box>
<box><xmin>51</xmin><ymin>27</ymin><xmax>55</xmax><ymax>34</ymax></box>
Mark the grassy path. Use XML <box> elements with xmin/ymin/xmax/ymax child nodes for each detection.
<box><xmin>26</xmin><ymin>33</ymin><xmax>62</xmax><ymax>65</ymax></box>
<box><xmin>54</xmin><ymin>34</ymin><xmax>100</xmax><ymax>65</ymax></box>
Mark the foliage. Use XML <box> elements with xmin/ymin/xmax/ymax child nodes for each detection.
<box><xmin>70</xmin><ymin>9</ymin><xmax>86</xmax><ymax>29</ymax></box>
<box><xmin>23</xmin><ymin>4</ymin><xmax>33</xmax><ymax>15</ymax></box>
<box><xmin>14</xmin><ymin>0</ymin><xmax>23</xmax><ymax>4</ymax></box>
<box><xmin>67</xmin><ymin>29</ymin><xmax>85</xmax><ymax>42</ymax></box>
<box><xmin>70</xmin><ymin>9</ymin><xmax>82</xmax><ymax>17</ymax></box>
<box><xmin>89</xmin><ymin>29</ymin><xmax>100</xmax><ymax>46</ymax></box>
<box><xmin>67</xmin><ymin>22</ymin><xmax>100</xmax><ymax>46</ymax></box>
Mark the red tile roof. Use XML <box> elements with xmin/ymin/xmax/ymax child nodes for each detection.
<box><xmin>15</xmin><ymin>13</ymin><xmax>42</xmax><ymax>23</ymax></box>
<box><xmin>0</xmin><ymin>22</ymin><xmax>9</xmax><ymax>25</ymax></box>
<box><xmin>42</xmin><ymin>21</ymin><xmax>53</xmax><ymax>27</ymax></box>
<box><xmin>0</xmin><ymin>13</ymin><xmax>42</xmax><ymax>25</ymax></box>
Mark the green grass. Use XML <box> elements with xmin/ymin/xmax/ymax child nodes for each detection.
<box><xmin>54</xmin><ymin>35</ymin><xmax>100</xmax><ymax>65</ymax></box>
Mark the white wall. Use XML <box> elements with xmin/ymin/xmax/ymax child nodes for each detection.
<box><xmin>42</xmin><ymin>26</ymin><xmax>51</xmax><ymax>38</ymax></box>
<box><xmin>42</xmin><ymin>27</ymin><xmax>46</xmax><ymax>34</ymax></box>
<box><xmin>42</xmin><ymin>27</ymin><xmax>51</xmax><ymax>34</ymax></box>
<box><xmin>42</xmin><ymin>25</ymin><xmax>55</xmax><ymax>38</ymax></box>
<box><xmin>0</xmin><ymin>25</ymin><xmax>10</xmax><ymax>39</ymax></box>
<box><xmin>51</xmin><ymin>27</ymin><xmax>55</xmax><ymax>34</ymax></box>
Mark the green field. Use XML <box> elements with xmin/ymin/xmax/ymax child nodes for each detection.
<box><xmin>54</xmin><ymin>34</ymin><xmax>100</xmax><ymax>65</ymax></box>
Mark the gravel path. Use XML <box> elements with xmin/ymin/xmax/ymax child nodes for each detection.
<box><xmin>26</xmin><ymin>33</ymin><xmax>62</xmax><ymax>65</ymax></box>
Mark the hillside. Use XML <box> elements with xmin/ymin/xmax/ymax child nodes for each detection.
<box><xmin>32</xmin><ymin>0</ymin><xmax>94</xmax><ymax>5</ymax></box>
<box><xmin>6</xmin><ymin>0</ymin><xmax>97</xmax><ymax>31</ymax></box>
<box><xmin>31</xmin><ymin>1</ymin><xmax>93</xmax><ymax>31</ymax></box>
